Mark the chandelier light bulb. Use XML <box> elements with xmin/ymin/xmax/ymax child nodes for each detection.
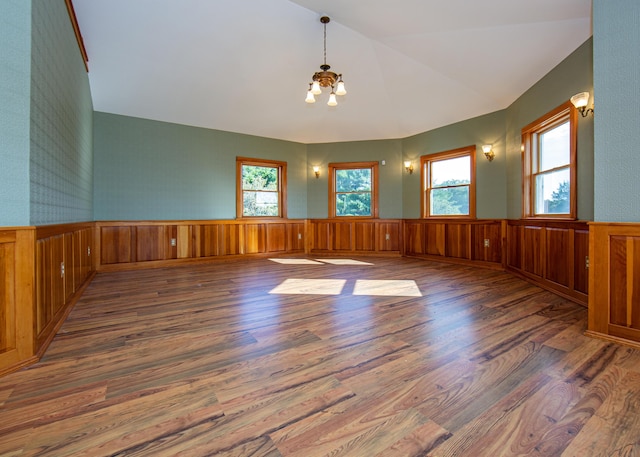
<box><xmin>327</xmin><ymin>91</ymin><xmax>338</xmax><ymax>106</ymax></box>
<box><xmin>311</xmin><ymin>81</ymin><xmax>322</xmax><ymax>95</ymax></box>
<box><xmin>305</xmin><ymin>90</ymin><xmax>316</xmax><ymax>103</ymax></box>
<box><xmin>335</xmin><ymin>79</ymin><xmax>346</xmax><ymax>96</ymax></box>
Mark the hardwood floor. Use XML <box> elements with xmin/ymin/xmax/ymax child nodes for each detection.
<box><xmin>1</xmin><ymin>256</ymin><xmax>639</xmax><ymax>456</ymax></box>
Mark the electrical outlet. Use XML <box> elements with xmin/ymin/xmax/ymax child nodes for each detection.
<box><xmin>585</xmin><ymin>256</ymin><xmax>590</xmax><ymax>269</ymax></box>
<box><xmin>87</xmin><ymin>246</ymin><xmax>91</xmax><ymax>256</ymax></box>
<box><xmin>484</xmin><ymin>239</ymin><xmax>490</xmax><ymax>247</ymax></box>
<box><xmin>385</xmin><ymin>233</ymin><xmax>390</xmax><ymax>241</ymax></box>
<box><xmin>170</xmin><ymin>238</ymin><xmax>177</xmax><ymax>247</ymax></box>
<box><xmin>298</xmin><ymin>233</ymin><xmax>302</xmax><ymax>240</ymax></box>
<box><xmin>60</xmin><ymin>261</ymin><xmax>65</xmax><ymax>278</ymax></box>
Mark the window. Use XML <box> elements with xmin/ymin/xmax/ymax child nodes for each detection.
<box><xmin>522</xmin><ymin>101</ymin><xmax>577</xmax><ymax>219</ymax></box>
<box><xmin>328</xmin><ymin>161</ymin><xmax>379</xmax><ymax>218</ymax></box>
<box><xmin>421</xmin><ymin>146</ymin><xmax>476</xmax><ymax>218</ymax></box>
<box><xmin>236</xmin><ymin>157</ymin><xmax>287</xmax><ymax>218</ymax></box>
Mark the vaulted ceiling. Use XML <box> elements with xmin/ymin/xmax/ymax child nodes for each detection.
<box><xmin>72</xmin><ymin>0</ymin><xmax>592</xmax><ymax>144</ymax></box>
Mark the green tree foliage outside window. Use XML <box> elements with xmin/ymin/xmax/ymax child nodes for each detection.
<box><xmin>547</xmin><ymin>180</ymin><xmax>570</xmax><ymax>214</ymax></box>
<box><xmin>335</xmin><ymin>168</ymin><xmax>372</xmax><ymax>216</ymax></box>
<box><xmin>242</xmin><ymin>165</ymin><xmax>279</xmax><ymax>216</ymax></box>
<box><xmin>431</xmin><ymin>179</ymin><xmax>470</xmax><ymax>216</ymax></box>
<box><xmin>427</xmin><ymin>153</ymin><xmax>471</xmax><ymax>217</ymax></box>
<box><xmin>521</xmin><ymin>102</ymin><xmax>576</xmax><ymax>219</ymax></box>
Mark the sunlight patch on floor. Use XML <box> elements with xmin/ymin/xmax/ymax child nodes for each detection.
<box><xmin>269</xmin><ymin>278</ymin><xmax>422</xmax><ymax>297</ymax></box>
<box><xmin>269</xmin><ymin>278</ymin><xmax>346</xmax><ymax>295</ymax></box>
<box><xmin>268</xmin><ymin>259</ymin><xmax>325</xmax><ymax>265</ymax></box>
<box><xmin>316</xmin><ymin>259</ymin><xmax>374</xmax><ymax>266</ymax></box>
<box><xmin>353</xmin><ymin>279</ymin><xmax>422</xmax><ymax>297</ymax></box>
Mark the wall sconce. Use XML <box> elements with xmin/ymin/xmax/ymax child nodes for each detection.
<box><xmin>313</xmin><ymin>166</ymin><xmax>320</xmax><ymax>179</ymax></box>
<box><xmin>482</xmin><ymin>145</ymin><xmax>495</xmax><ymax>162</ymax></box>
<box><xmin>570</xmin><ymin>92</ymin><xmax>594</xmax><ymax>117</ymax></box>
<box><xmin>404</xmin><ymin>161</ymin><xmax>414</xmax><ymax>174</ymax></box>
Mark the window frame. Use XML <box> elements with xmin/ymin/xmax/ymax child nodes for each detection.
<box><xmin>521</xmin><ymin>101</ymin><xmax>577</xmax><ymax>220</ymax></box>
<box><xmin>328</xmin><ymin>161</ymin><xmax>379</xmax><ymax>219</ymax></box>
<box><xmin>420</xmin><ymin>145</ymin><xmax>477</xmax><ymax>219</ymax></box>
<box><xmin>236</xmin><ymin>157</ymin><xmax>287</xmax><ymax>219</ymax></box>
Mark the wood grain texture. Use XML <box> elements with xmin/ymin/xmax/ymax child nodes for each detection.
<box><xmin>0</xmin><ymin>228</ymin><xmax>36</xmax><ymax>376</ymax></box>
<box><xmin>506</xmin><ymin>220</ymin><xmax>589</xmax><ymax>306</ymax></box>
<box><xmin>0</xmin><ymin>240</ymin><xmax>16</xmax><ymax>354</ymax></box>
<box><xmin>0</xmin><ymin>256</ymin><xmax>638</xmax><ymax>456</ymax></box>
<box><xmin>403</xmin><ymin>220</ymin><xmax>502</xmax><ymax>267</ymax></box>
<box><xmin>589</xmin><ymin>222</ymin><xmax>640</xmax><ymax>346</ymax></box>
<box><xmin>97</xmin><ymin>220</ymin><xmax>306</xmax><ymax>271</ymax></box>
<box><xmin>546</xmin><ymin>227</ymin><xmax>571</xmax><ymax>287</ymax></box>
<box><xmin>573</xmin><ymin>229</ymin><xmax>589</xmax><ymax>294</ymax></box>
<box><xmin>308</xmin><ymin>219</ymin><xmax>402</xmax><ymax>255</ymax></box>
<box><xmin>35</xmin><ymin>226</ymin><xmax>95</xmax><ymax>355</ymax></box>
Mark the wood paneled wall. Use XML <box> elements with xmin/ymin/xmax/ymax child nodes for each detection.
<box><xmin>506</xmin><ymin>220</ymin><xmax>589</xmax><ymax>305</ymax></box>
<box><xmin>588</xmin><ymin>223</ymin><xmax>640</xmax><ymax>347</ymax></box>
<box><xmin>11</xmin><ymin>217</ymin><xmax>640</xmax><ymax>374</ymax></box>
<box><xmin>307</xmin><ymin>219</ymin><xmax>402</xmax><ymax>255</ymax></box>
<box><xmin>97</xmin><ymin>220</ymin><xmax>305</xmax><ymax>270</ymax></box>
<box><xmin>403</xmin><ymin>219</ymin><xmax>504</xmax><ymax>267</ymax></box>
<box><xmin>0</xmin><ymin>228</ymin><xmax>35</xmax><ymax>376</ymax></box>
<box><xmin>0</xmin><ymin>223</ymin><xmax>95</xmax><ymax>376</ymax></box>
<box><xmin>35</xmin><ymin>224</ymin><xmax>95</xmax><ymax>351</ymax></box>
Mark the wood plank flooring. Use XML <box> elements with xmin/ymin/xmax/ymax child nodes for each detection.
<box><xmin>1</xmin><ymin>256</ymin><xmax>639</xmax><ymax>456</ymax></box>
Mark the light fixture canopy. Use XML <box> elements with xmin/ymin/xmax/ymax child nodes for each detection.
<box><xmin>570</xmin><ymin>91</ymin><xmax>594</xmax><ymax>117</ymax></box>
<box><xmin>305</xmin><ymin>16</ymin><xmax>346</xmax><ymax>106</ymax></box>
<box><xmin>482</xmin><ymin>145</ymin><xmax>495</xmax><ymax>162</ymax></box>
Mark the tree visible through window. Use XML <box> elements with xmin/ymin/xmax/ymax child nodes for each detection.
<box><xmin>421</xmin><ymin>146</ymin><xmax>476</xmax><ymax>218</ymax></box>
<box><xmin>236</xmin><ymin>157</ymin><xmax>287</xmax><ymax>218</ymax></box>
<box><xmin>329</xmin><ymin>162</ymin><xmax>379</xmax><ymax>218</ymax></box>
<box><xmin>522</xmin><ymin>101</ymin><xmax>577</xmax><ymax>219</ymax></box>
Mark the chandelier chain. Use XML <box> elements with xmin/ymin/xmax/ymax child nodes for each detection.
<box><xmin>323</xmin><ymin>21</ymin><xmax>327</xmax><ymax>66</ymax></box>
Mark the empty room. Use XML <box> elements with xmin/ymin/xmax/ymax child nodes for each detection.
<box><xmin>1</xmin><ymin>0</ymin><xmax>639</xmax><ymax>455</ymax></box>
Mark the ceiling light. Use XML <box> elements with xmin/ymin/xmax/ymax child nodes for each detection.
<box><xmin>305</xmin><ymin>16</ymin><xmax>346</xmax><ymax>106</ymax></box>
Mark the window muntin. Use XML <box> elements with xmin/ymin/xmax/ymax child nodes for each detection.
<box><xmin>421</xmin><ymin>146</ymin><xmax>476</xmax><ymax>218</ymax></box>
<box><xmin>522</xmin><ymin>101</ymin><xmax>577</xmax><ymax>219</ymax></box>
<box><xmin>236</xmin><ymin>157</ymin><xmax>287</xmax><ymax>218</ymax></box>
<box><xmin>328</xmin><ymin>162</ymin><xmax>379</xmax><ymax>218</ymax></box>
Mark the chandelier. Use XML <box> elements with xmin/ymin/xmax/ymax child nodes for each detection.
<box><xmin>305</xmin><ymin>16</ymin><xmax>346</xmax><ymax>106</ymax></box>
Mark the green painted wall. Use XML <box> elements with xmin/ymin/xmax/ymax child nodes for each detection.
<box><xmin>593</xmin><ymin>2</ymin><xmax>640</xmax><ymax>222</ymax></box>
<box><xmin>0</xmin><ymin>0</ymin><xmax>92</xmax><ymax>227</ymax></box>
<box><xmin>30</xmin><ymin>0</ymin><xmax>93</xmax><ymax>225</ymax></box>
<box><xmin>93</xmin><ymin>112</ymin><xmax>308</xmax><ymax>220</ymax></box>
<box><xmin>505</xmin><ymin>38</ymin><xmax>594</xmax><ymax>220</ymax></box>
<box><xmin>306</xmin><ymin>139</ymin><xmax>403</xmax><ymax>219</ymax></box>
<box><xmin>91</xmin><ymin>40</ymin><xmax>593</xmax><ymax>224</ymax></box>
<box><xmin>402</xmin><ymin>110</ymin><xmax>507</xmax><ymax>219</ymax></box>
<box><xmin>0</xmin><ymin>0</ymin><xmax>31</xmax><ymax>226</ymax></box>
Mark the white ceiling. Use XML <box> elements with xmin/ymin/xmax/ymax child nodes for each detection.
<box><xmin>72</xmin><ymin>0</ymin><xmax>592</xmax><ymax>144</ymax></box>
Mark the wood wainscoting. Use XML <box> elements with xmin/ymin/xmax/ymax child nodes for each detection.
<box><xmin>0</xmin><ymin>228</ymin><xmax>35</xmax><ymax>376</ymax></box>
<box><xmin>13</xmin><ymin>217</ymin><xmax>640</xmax><ymax>376</ymax></box>
<box><xmin>0</xmin><ymin>223</ymin><xmax>95</xmax><ymax>376</ymax></box>
<box><xmin>97</xmin><ymin>220</ymin><xmax>306</xmax><ymax>271</ymax></box>
<box><xmin>588</xmin><ymin>222</ymin><xmax>640</xmax><ymax>348</ymax></box>
<box><xmin>307</xmin><ymin>219</ymin><xmax>402</xmax><ymax>255</ymax></box>
<box><xmin>506</xmin><ymin>220</ymin><xmax>589</xmax><ymax>306</ymax></box>
<box><xmin>35</xmin><ymin>223</ymin><xmax>95</xmax><ymax>354</ymax></box>
<box><xmin>403</xmin><ymin>219</ymin><xmax>504</xmax><ymax>268</ymax></box>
